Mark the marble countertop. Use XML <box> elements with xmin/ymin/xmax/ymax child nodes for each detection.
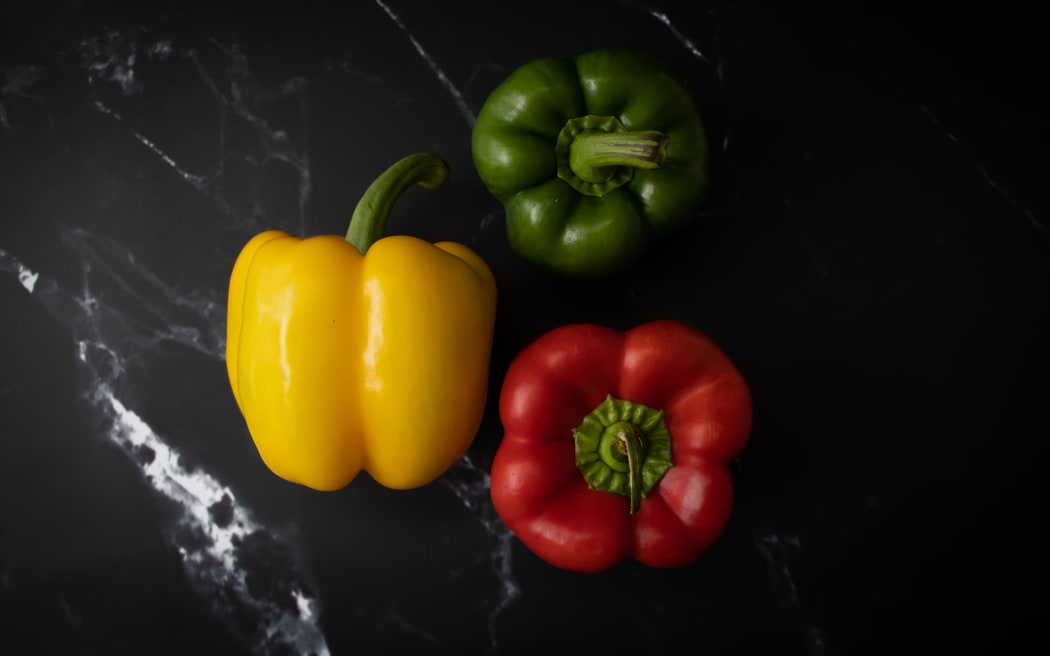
<box><xmin>2</xmin><ymin>1</ymin><xmax>1047</xmax><ymax>654</ymax></box>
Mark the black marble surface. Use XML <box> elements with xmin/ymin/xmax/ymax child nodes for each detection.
<box><xmin>2</xmin><ymin>2</ymin><xmax>1048</xmax><ymax>654</ymax></box>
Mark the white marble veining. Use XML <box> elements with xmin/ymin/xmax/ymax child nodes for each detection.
<box><xmin>1</xmin><ymin>240</ymin><xmax>329</xmax><ymax>655</ymax></box>
<box><xmin>919</xmin><ymin>104</ymin><xmax>1044</xmax><ymax>231</ymax></box>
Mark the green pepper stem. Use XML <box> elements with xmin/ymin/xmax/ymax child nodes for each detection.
<box><xmin>345</xmin><ymin>153</ymin><xmax>449</xmax><ymax>254</ymax></box>
<box><xmin>569</xmin><ymin>130</ymin><xmax>668</xmax><ymax>184</ymax></box>
<box><xmin>555</xmin><ymin>115</ymin><xmax>668</xmax><ymax>197</ymax></box>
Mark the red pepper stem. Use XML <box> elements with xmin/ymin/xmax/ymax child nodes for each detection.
<box><xmin>345</xmin><ymin>153</ymin><xmax>450</xmax><ymax>254</ymax></box>
<box><xmin>572</xmin><ymin>395</ymin><xmax>674</xmax><ymax>514</ymax></box>
<box><xmin>615</xmin><ymin>424</ymin><xmax>646</xmax><ymax>515</ymax></box>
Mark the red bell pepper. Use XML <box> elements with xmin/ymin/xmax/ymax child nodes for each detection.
<box><xmin>490</xmin><ymin>320</ymin><xmax>752</xmax><ymax>573</ymax></box>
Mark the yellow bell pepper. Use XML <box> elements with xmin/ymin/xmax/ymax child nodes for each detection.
<box><xmin>226</xmin><ymin>153</ymin><xmax>497</xmax><ymax>491</ymax></box>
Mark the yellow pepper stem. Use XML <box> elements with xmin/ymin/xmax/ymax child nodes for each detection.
<box><xmin>345</xmin><ymin>153</ymin><xmax>451</xmax><ymax>254</ymax></box>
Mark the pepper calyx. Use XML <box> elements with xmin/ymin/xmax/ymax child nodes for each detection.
<box><xmin>573</xmin><ymin>394</ymin><xmax>674</xmax><ymax>514</ymax></box>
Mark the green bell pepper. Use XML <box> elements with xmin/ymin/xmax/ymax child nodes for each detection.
<box><xmin>471</xmin><ymin>49</ymin><xmax>710</xmax><ymax>278</ymax></box>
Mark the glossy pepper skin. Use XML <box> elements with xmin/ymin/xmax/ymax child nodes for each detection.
<box><xmin>490</xmin><ymin>320</ymin><xmax>751</xmax><ymax>573</ymax></box>
<box><xmin>471</xmin><ymin>49</ymin><xmax>709</xmax><ymax>278</ymax></box>
<box><xmin>226</xmin><ymin>153</ymin><xmax>497</xmax><ymax>491</ymax></box>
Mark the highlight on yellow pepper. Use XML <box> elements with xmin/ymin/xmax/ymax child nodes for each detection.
<box><xmin>226</xmin><ymin>153</ymin><xmax>498</xmax><ymax>491</ymax></box>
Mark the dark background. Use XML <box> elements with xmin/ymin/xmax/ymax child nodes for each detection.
<box><xmin>2</xmin><ymin>1</ymin><xmax>1047</xmax><ymax>654</ymax></box>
